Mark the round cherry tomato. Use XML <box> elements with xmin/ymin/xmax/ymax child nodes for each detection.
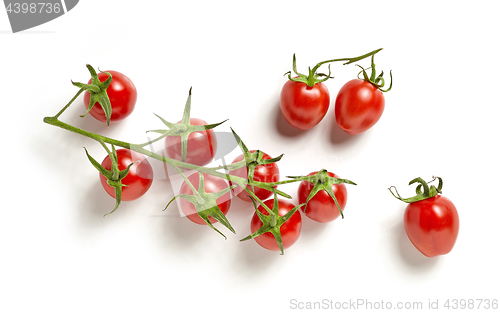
<box><xmin>280</xmin><ymin>79</ymin><xmax>330</xmax><ymax>130</ymax></box>
<box><xmin>179</xmin><ymin>172</ymin><xmax>231</xmax><ymax>225</ymax></box>
<box><xmin>404</xmin><ymin>195</ymin><xmax>459</xmax><ymax>257</ymax></box>
<box><xmin>165</xmin><ymin>118</ymin><xmax>217</xmax><ymax>167</ymax></box>
<box><xmin>250</xmin><ymin>199</ymin><xmax>302</xmax><ymax>251</ymax></box>
<box><xmin>334</xmin><ymin>79</ymin><xmax>385</xmax><ymax>135</ymax></box>
<box><xmin>229</xmin><ymin>151</ymin><xmax>280</xmax><ymax>202</ymax></box>
<box><xmin>99</xmin><ymin>149</ymin><xmax>153</xmax><ymax>201</ymax></box>
<box><xmin>84</xmin><ymin>70</ymin><xmax>137</xmax><ymax>123</ymax></box>
<box><xmin>297</xmin><ymin>171</ymin><xmax>348</xmax><ymax>223</ymax></box>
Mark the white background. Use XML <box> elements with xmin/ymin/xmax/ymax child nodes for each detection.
<box><xmin>1</xmin><ymin>1</ymin><xmax>499</xmax><ymax>312</ymax></box>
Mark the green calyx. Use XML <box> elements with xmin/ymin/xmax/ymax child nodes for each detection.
<box><xmin>229</xmin><ymin>128</ymin><xmax>291</xmax><ymax>199</ymax></box>
<box><xmin>240</xmin><ymin>191</ymin><xmax>305</xmax><ymax>255</ymax></box>
<box><xmin>148</xmin><ymin>87</ymin><xmax>227</xmax><ymax>164</ymax></box>
<box><xmin>72</xmin><ymin>64</ymin><xmax>114</xmax><ymax>125</ymax></box>
<box><xmin>389</xmin><ymin>176</ymin><xmax>443</xmax><ymax>203</ymax></box>
<box><xmin>84</xmin><ymin>143</ymin><xmax>134</xmax><ymax>216</ymax></box>
<box><xmin>357</xmin><ymin>54</ymin><xmax>393</xmax><ymax>92</ymax></box>
<box><xmin>285</xmin><ymin>48</ymin><xmax>383</xmax><ymax>87</ymax></box>
<box><xmin>288</xmin><ymin>169</ymin><xmax>356</xmax><ymax>219</ymax></box>
<box><xmin>165</xmin><ymin>171</ymin><xmax>236</xmax><ymax>239</ymax></box>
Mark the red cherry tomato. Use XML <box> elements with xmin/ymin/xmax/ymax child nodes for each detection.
<box><xmin>297</xmin><ymin>171</ymin><xmax>347</xmax><ymax>223</ymax></box>
<box><xmin>229</xmin><ymin>151</ymin><xmax>280</xmax><ymax>202</ymax></box>
<box><xmin>334</xmin><ymin>79</ymin><xmax>385</xmax><ymax>135</ymax></box>
<box><xmin>179</xmin><ymin>172</ymin><xmax>231</xmax><ymax>225</ymax></box>
<box><xmin>280</xmin><ymin>79</ymin><xmax>330</xmax><ymax>130</ymax></box>
<box><xmin>165</xmin><ymin>118</ymin><xmax>217</xmax><ymax>167</ymax></box>
<box><xmin>404</xmin><ymin>195</ymin><xmax>459</xmax><ymax>257</ymax></box>
<box><xmin>250</xmin><ymin>199</ymin><xmax>302</xmax><ymax>251</ymax></box>
<box><xmin>84</xmin><ymin>70</ymin><xmax>137</xmax><ymax>123</ymax></box>
<box><xmin>99</xmin><ymin>149</ymin><xmax>153</xmax><ymax>201</ymax></box>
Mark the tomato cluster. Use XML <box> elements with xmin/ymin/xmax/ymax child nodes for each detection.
<box><xmin>279</xmin><ymin>50</ymin><xmax>391</xmax><ymax>134</ymax></box>
<box><xmin>45</xmin><ymin>52</ymin><xmax>459</xmax><ymax>257</ymax></box>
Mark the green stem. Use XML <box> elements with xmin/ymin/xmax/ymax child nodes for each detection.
<box><xmin>311</xmin><ymin>48</ymin><xmax>383</xmax><ymax>73</ymax></box>
<box><xmin>137</xmin><ymin>131</ymin><xmax>170</xmax><ymax>148</ymax></box>
<box><xmin>172</xmin><ymin>163</ymin><xmax>204</xmax><ymax>205</ymax></box>
<box><xmin>44</xmin><ymin>116</ymin><xmax>132</xmax><ymax>148</ymax></box>
<box><xmin>244</xmin><ymin>186</ymin><xmax>274</xmax><ymax>215</ymax></box>
<box><xmin>43</xmin><ymin>115</ymin><xmax>251</xmax><ymax>186</ymax></box>
<box><xmin>54</xmin><ymin>88</ymin><xmax>86</xmax><ymax>119</ymax></box>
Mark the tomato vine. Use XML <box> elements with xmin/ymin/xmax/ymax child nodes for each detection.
<box><xmin>43</xmin><ymin>58</ymin><xmax>365</xmax><ymax>254</ymax></box>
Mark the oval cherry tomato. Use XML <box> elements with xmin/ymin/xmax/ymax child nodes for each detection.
<box><xmin>179</xmin><ymin>172</ymin><xmax>231</xmax><ymax>225</ymax></box>
<box><xmin>229</xmin><ymin>151</ymin><xmax>280</xmax><ymax>202</ymax></box>
<box><xmin>297</xmin><ymin>171</ymin><xmax>348</xmax><ymax>223</ymax></box>
<box><xmin>404</xmin><ymin>195</ymin><xmax>459</xmax><ymax>257</ymax></box>
<box><xmin>280</xmin><ymin>79</ymin><xmax>330</xmax><ymax>130</ymax></box>
<box><xmin>99</xmin><ymin>149</ymin><xmax>153</xmax><ymax>201</ymax></box>
<box><xmin>250</xmin><ymin>199</ymin><xmax>302</xmax><ymax>251</ymax></box>
<box><xmin>334</xmin><ymin>79</ymin><xmax>385</xmax><ymax>135</ymax></box>
<box><xmin>84</xmin><ymin>70</ymin><xmax>137</xmax><ymax>123</ymax></box>
<box><xmin>165</xmin><ymin>118</ymin><xmax>217</xmax><ymax>167</ymax></box>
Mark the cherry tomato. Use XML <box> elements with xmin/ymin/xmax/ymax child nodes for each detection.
<box><xmin>99</xmin><ymin>149</ymin><xmax>153</xmax><ymax>201</ymax></box>
<box><xmin>179</xmin><ymin>172</ymin><xmax>231</xmax><ymax>225</ymax></box>
<box><xmin>165</xmin><ymin>118</ymin><xmax>217</xmax><ymax>167</ymax></box>
<box><xmin>280</xmin><ymin>79</ymin><xmax>330</xmax><ymax>130</ymax></box>
<box><xmin>229</xmin><ymin>151</ymin><xmax>280</xmax><ymax>202</ymax></box>
<box><xmin>84</xmin><ymin>70</ymin><xmax>137</xmax><ymax>123</ymax></box>
<box><xmin>404</xmin><ymin>195</ymin><xmax>459</xmax><ymax>257</ymax></box>
<box><xmin>334</xmin><ymin>79</ymin><xmax>385</xmax><ymax>135</ymax></box>
<box><xmin>297</xmin><ymin>171</ymin><xmax>348</xmax><ymax>223</ymax></box>
<box><xmin>250</xmin><ymin>199</ymin><xmax>302</xmax><ymax>251</ymax></box>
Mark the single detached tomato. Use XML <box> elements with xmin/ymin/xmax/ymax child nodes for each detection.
<box><xmin>165</xmin><ymin>118</ymin><xmax>217</xmax><ymax>167</ymax></box>
<box><xmin>229</xmin><ymin>151</ymin><xmax>280</xmax><ymax>202</ymax></box>
<box><xmin>179</xmin><ymin>172</ymin><xmax>231</xmax><ymax>225</ymax></box>
<box><xmin>99</xmin><ymin>149</ymin><xmax>153</xmax><ymax>201</ymax></box>
<box><xmin>297</xmin><ymin>171</ymin><xmax>348</xmax><ymax>223</ymax></box>
<box><xmin>334</xmin><ymin>79</ymin><xmax>385</xmax><ymax>135</ymax></box>
<box><xmin>280</xmin><ymin>79</ymin><xmax>330</xmax><ymax>130</ymax></box>
<box><xmin>404</xmin><ymin>195</ymin><xmax>459</xmax><ymax>257</ymax></box>
<box><xmin>84</xmin><ymin>70</ymin><xmax>137</xmax><ymax>123</ymax></box>
<box><xmin>250</xmin><ymin>199</ymin><xmax>302</xmax><ymax>251</ymax></box>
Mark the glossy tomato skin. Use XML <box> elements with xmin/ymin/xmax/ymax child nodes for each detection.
<box><xmin>280</xmin><ymin>80</ymin><xmax>330</xmax><ymax>130</ymax></box>
<box><xmin>84</xmin><ymin>70</ymin><xmax>137</xmax><ymax>123</ymax></box>
<box><xmin>250</xmin><ymin>199</ymin><xmax>302</xmax><ymax>251</ymax></box>
<box><xmin>297</xmin><ymin>171</ymin><xmax>347</xmax><ymax>223</ymax></box>
<box><xmin>334</xmin><ymin>79</ymin><xmax>385</xmax><ymax>135</ymax></box>
<box><xmin>229</xmin><ymin>151</ymin><xmax>280</xmax><ymax>202</ymax></box>
<box><xmin>165</xmin><ymin>118</ymin><xmax>217</xmax><ymax>167</ymax></box>
<box><xmin>404</xmin><ymin>195</ymin><xmax>459</xmax><ymax>257</ymax></box>
<box><xmin>99</xmin><ymin>149</ymin><xmax>153</xmax><ymax>201</ymax></box>
<box><xmin>179</xmin><ymin>172</ymin><xmax>231</xmax><ymax>225</ymax></box>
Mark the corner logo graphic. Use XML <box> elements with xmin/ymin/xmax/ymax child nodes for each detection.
<box><xmin>4</xmin><ymin>0</ymin><xmax>78</xmax><ymax>33</ymax></box>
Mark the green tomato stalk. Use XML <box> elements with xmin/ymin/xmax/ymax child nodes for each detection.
<box><xmin>357</xmin><ymin>54</ymin><xmax>393</xmax><ymax>92</ymax></box>
<box><xmin>285</xmin><ymin>48</ymin><xmax>383</xmax><ymax>87</ymax></box>
<box><xmin>389</xmin><ymin>176</ymin><xmax>443</xmax><ymax>203</ymax></box>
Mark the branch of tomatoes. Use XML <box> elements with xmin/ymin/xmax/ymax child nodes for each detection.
<box><xmin>43</xmin><ymin>63</ymin><xmax>357</xmax><ymax>254</ymax></box>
